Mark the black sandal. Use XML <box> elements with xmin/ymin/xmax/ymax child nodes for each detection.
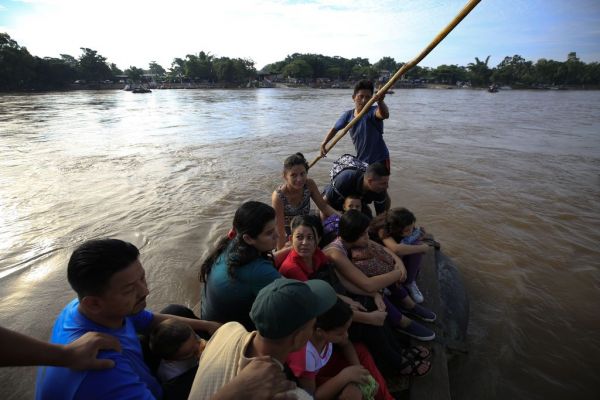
<box><xmin>401</xmin><ymin>345</ymin><xmax>431</xmax><ymax>361</ymax></box>
<box><xmin>398</xmin><ymin>357</ymin><xmax>432</xmax><ymax>378</ymax></box>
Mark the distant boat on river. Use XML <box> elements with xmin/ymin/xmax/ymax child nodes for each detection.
<box><xmin>132</xmin><ymin>87</ymin><xmax>152</xmax><ymax>94</ymax></box>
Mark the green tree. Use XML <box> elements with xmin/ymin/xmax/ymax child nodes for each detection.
<box><xmin>582</xmin><ymin>62</ymin><xmax>600</xmax><ymax>85</ymax></box>
<box><xmin>403</xmin><ymin>64</ymin><xmax>430</xmax><ymax>81</ymax></box>
<box><xmin>233</xmin><ymin>58</ymin><xmax>256</xmax><ymax>82</ymax></box>
<box><xmin>124</xmin><ymin>66</ymin><xmax>144</xmax><ymax>82</ymax></box>
<box><xmin>213</xmin><ymin>57</ymin><xmax>235</xmax><ymax>82</ymax></box>
<box><xmin>467</xmin><ymin>56</ymin><xmax>492</xmax><ymax>86</ymax></box>
<box><xmin>492</xmin><ymin>55</ymin><xmax>533</xmax><ymax>86</ymax></box>
<box><xmin>325</xmin><ymin>66</ymin><xmax>342</xmax><ymax>80</ymax></box>
<box><xmin>281</xmin><ymin>59</ymin><xmax>313</xmax><ymax>79</ymax></box>
<box><xmin>373</xmin><ymin>57</ymin><xmax>397</xmax><ymax>74</ymax></box>
<box><xmin>430</xmin><ymin>64</ymin><xmax>467</xmax><ymax>84</ymax></box>
<box><xmin>109</xmin><ymin>63</ymin><xmax>123</xmax><ymax>76</ymax></box>
<box><xmin>185</xmin><ymin>51</ymin><xmax>214</xmax><ymax>81</ymax></box>
<box><xmin>31</xmin><ymin>57</ymin><xmax>77</xmax><ymax>88</ymax></box>
<box><xmin>0</xmin><ymin>33</ymin><xmax>35</xmax><ymax>90</ymax></box>
<box><xmin>148</xmin><ymin>61</ymin><xmax>166</xmax><ymax>77</ymax></box>
<box><xmin>168</xmin><ymin>58</ymin><xmax>185</xmax><ymax>82</ymax></box>
<box><xmin>77</xmin><ymin>48</ymin><xmax>111</xmax><ymax>82</ymax></box>
<box><xmin>534</xmin><ymin>58</ymin><xmax>561</xmax><ymax>85</ymax></box>
<box><xmin>562</xmin><ymin>52</ymin><xmax>585</xmax><ymax>85</ymax></box>
<box><xmin>60</xmin><ymin>54</ymin><xmax>78</xmax><ymax>69</ymax></box>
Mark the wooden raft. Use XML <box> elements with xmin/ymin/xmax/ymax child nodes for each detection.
<box><xmin>409</xmin><ymin>247</ymin><xmax>452</xmax><ymax>400</ymax></box>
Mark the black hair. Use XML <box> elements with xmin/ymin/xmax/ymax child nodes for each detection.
<box><xmin>283</xmin><ymin>152</ymin><xmax>309</xmax><ymax>172</ymax></box>
<box><xmin>365</xmin><ymin>162</ymin><xmax>390</xmax><ymax>178</ymax></box>
<box><xmin>67</xmin><ymin>239</ymin><xmax>139</xmax><ymax>298</ymax></box>
<box><xmin>149</xmin><ymin>319</ymin><xmax>194</xmax><ymax>360</ymax></box>
<box><xmin>370</xmin><ymin>207</ymin><xmax>416</xmax><ymax>240</ymax></box>
<box><xmin>344</xmin><ymin>194</ymin><xmax>362</xmax><ymax>202</ymax></box>
<box><xmin>290</xmin><ymin>214</ymin><xmax>323</xmax><ymax>243</ymax></box>
<box><xmin>200</xmin><ymin>201</ymin><xmax>276</xmax><ymax>282</ymax></box>
<box><xmin>316</xmin><ymin>298</ymin><xmax>353</xmax><ymax>331</ymax></box>
<box><xmin>353</xmin><ymin>79</ymin><xmax>375</xmax><ymax>96</ymax></box>
<box><xmin>339</xmin><ymin>209</ymin><xmax>371</xmax><ymax>243</ymax></box>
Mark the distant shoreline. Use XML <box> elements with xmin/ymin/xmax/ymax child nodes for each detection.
<box><xmin>2</xmin><ymin>82</ymin><xmax>599</xmax><ymax>93</ymax></box>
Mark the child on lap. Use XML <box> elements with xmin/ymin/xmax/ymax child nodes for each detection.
<box><xmin>322</xmin><ymin>194</ymin><xmax>362</xmax><ymax>248</ymax></box>
<box><xmin>149</xmin><ymin>319</ymin><xmax>206</xmax><ymax>384</ymax></box>
<box><xmin>287</xmin><ymin>299</ymin><xmax>394</xmax><ymax>400</ymax></box>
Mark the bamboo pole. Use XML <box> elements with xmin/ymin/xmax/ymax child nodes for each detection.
<box><xmin>309</xmin><ymin>0</ymin><xmax>482</xmax><ymax>169</ymax></box>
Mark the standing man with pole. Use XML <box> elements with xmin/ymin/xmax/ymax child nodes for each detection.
<box><xmin>320</xmin><ymin>80</ymin><xmax>391</xmax><ymax>172</ymax></box>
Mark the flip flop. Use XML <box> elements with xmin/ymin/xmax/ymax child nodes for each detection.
<box><xmin>398</xmin><ymin>357</ymin><xmax>432</xmax><ymax>378</ymax></box>
<box><xmin>401</xmin><ymin>345</ymin><xmax>431</xmax><ymax>361</ymax></box>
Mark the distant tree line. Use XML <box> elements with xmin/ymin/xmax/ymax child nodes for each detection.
<box><xmin>0</xmin><ymin>33</ymin><xmax>256</xmax><ymax>91</ymax></box>
<box><xmin>263</xmin><ymin>52</ymin><xmax>600</xmax><ymax>88</ymax></box>
<box><xmin>1</xmin><ymin>32</ymin><xmax>599</xmax><ymax>91</ymax></box>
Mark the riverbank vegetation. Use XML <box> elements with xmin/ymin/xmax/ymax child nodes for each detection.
<box><xmin>1</xmin><ymin>32</ymin><xmax>599</xmax><ymax>91</ymax></box>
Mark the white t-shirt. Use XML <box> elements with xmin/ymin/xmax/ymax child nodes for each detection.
<box><xmin>287</xmin><ymin>340</ymin><xmax>333</xmax><ymax>379</ymax></box>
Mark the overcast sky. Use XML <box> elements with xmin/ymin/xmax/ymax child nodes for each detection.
<box><xmin>1</xmin><ymin>0</ymin><xmax>599</xmax><ymax>71</ymax></box>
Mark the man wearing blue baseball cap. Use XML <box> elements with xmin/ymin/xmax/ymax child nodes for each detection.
<box><xmin>189</xmin><ymin>278</ymin><xmax>338</xmax><ymax>400</ymax></box>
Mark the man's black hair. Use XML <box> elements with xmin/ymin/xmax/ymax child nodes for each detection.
<box><xmin>366</xmin><ymin>162</ymin><xmax>390</xmax><ymax>178</ymax></box>
<box><xmin>67</xmin><ymin>238</ymin><xmax>140</xmax><ymax>297</ymax></box>
<box><xmin>353</xmin><ymin>80</ymin><xmax>374</xmax><ymax>96</ymax></box>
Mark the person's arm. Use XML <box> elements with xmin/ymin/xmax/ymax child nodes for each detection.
<box><xmin>307</xmin><ymin>179</ymin><xmax>339</xmax><ymax>218</ymax></box>
<box><xmin>0</xmin><ymin>327</ymin><xmax>120</xmax><ymax>369</ymax></box>
<box><xmin>297</xmin><ymin>377</ymin><xmax>317</xmax><ymax>396</ymax></box>
<box><xmin>339</xmin><ymin>340</ymin><xmax>360</xmax><ymax>366</ymax></box>
<box><xmin>151</xmin><ymin>313</ymin><xmax>222</xmax><ymax>336</ymax></box>
<box><xmin>335</xmin><ymin>274</ymin><xmax>375</xmax><ymax>297</ymax></box>
<box><xmin>381</xmin><ymin>235</ymin><xmax>428</xmax><ymax>256</ymax></box>
<box><xmin>374</xmin><ymin>92</ymin><xmax>389</xmax><ymax>120</ymax></box>
<box><xmin>273</xmin><ymin>246</ymin><xmax>292</xmax><ymax>266</ymax></box>
<box><xmin>272</xmin><ymin>190</ymin><xmax>289</xmax><ymax>250</ymax></box>
<box><xmin>320</xmin><ymin>127</ymin><xmax>339</xmax><ymax>157</ymax></box>
<box><xmin>314</xmin><ymin>363</ymin><xmax>369</xmax><ymax>400</ymax></box>
<box><xmin>352</xmin><ymin>310</ymin><xmax>387</xmax><ymax>326</ymax></box>
<box><xmin>372</xmin><ymin>291</ymin><xmax>387</xmax><ymax>312</ymax></box>
<box><xmin>211</xmin><ymin>357</ymin><xmax>298</xmax><ymax>400</ymax></box>
<box><xmin>337</xmin><ymin>296</ymin><xmax>387</xmax><ymax>327</ymax></box>
<box><xmin>324</xmin><ymin>248</ymin><xmax>402</xmax><ymax>293</ymax></box>
<box><xmin>381</xmin><ymin>244</ymin><xmax>407</xmax><ymax>282</ymax></box>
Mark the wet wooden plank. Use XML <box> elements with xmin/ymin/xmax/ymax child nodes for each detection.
<box><xmin>409</xmin><ymin>247</ymin><xmax>452</xmax><ymax>400</ymax></box>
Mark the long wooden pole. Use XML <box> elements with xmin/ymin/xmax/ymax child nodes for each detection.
<box><xmin>309</xmin><ymin>0</ymin><xmax>482</xmax><ymax>169</ymax></box>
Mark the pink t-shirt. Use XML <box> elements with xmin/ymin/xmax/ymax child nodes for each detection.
<box><xmin>287</xmin><ymin>340</ymin><xmax>333</xmax><ymax>379</ymax></box>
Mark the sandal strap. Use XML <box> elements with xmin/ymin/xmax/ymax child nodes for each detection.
<box><xmin>398</xmin><ymin>357</ymin><xmax>432</xmax><ymax>377</ymax></box>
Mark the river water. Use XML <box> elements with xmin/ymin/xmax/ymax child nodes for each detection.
<box><xmin>1</xmin><ymin>88</ymin><xmax>599</xmax><ymax>399</ymax></box>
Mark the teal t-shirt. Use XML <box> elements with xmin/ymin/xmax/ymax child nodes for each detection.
<box><xmin>201</xmin><ymin>244</ymin><xmax>281</xmax><ymax>330</ymax></box>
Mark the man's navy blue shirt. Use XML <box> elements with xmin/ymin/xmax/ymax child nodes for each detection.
<box><xmin>322</xmin><ymin>169</ymin><xmax>387</xmax><ymax>216</ymax></box>
<box><xmin>334</xmin><ymin>106</ymin><xmax>389</xmax><ymax>164</ymax></box>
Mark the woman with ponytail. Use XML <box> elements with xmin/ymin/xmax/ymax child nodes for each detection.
<box><xmin>199</xmin><ymin>201</ymin><xmax>287</xmax><ymax>330</ymax></box>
